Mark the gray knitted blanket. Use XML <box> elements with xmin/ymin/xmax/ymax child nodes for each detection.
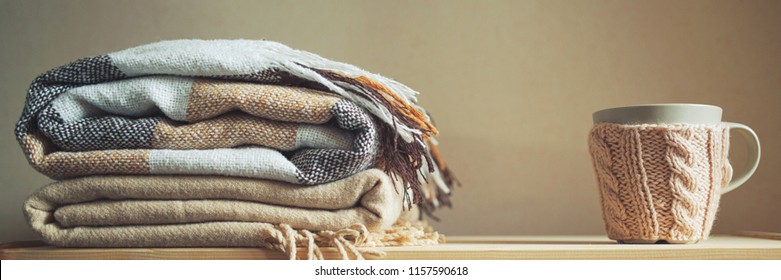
<box><xmin>15</xmin><ymin>40</ymin><xmax>454</xmax><ymax>209</ymax></box>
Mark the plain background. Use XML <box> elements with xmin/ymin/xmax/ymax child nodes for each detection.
<box><xmin>1</xmin><ymin>0</ymin><xmax>779</xmax><ymax>242</ymax></box>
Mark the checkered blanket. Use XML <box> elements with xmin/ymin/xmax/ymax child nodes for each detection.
<box><xmin>15</xmin><ymin>40</ymin><xmax>454</xmax><ymax>209</ymax></box>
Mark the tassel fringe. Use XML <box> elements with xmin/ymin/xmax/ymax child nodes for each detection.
<box><xmin>303</xmin><ymin>66</ymin><xmax>456</xmax><ymax>211</ymax></box>
<box><xmin>261</xmin><ymin>221</ymin><xmax>445</xmax><ymax>260</ymax></box>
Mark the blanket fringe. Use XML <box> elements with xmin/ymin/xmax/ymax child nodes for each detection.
<box><xmin>305</xmin><ymin>66</ymin><xmax>457</xmax><ymax>211</ymax></box>
<box><xmin>305</xmin><ymin>67</ymin><xmax>437</xmax><ymax>138</ymax></box>
<box><xmin>262</xmin><ymin>221</ymin><xmax>444</xmax><ymax>260</ymax></box>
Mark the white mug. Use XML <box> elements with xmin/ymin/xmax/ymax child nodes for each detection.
<box><xmin>593</xmin><ymin>103</ymin><xmax>760</xmax><ymax>193</ymax></box>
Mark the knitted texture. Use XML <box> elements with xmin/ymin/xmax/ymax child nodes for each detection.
<box><xmin>589</xmin><ymin>123</ymin><xmax>732</xmax><ymax>242</ymax></box>
<box><xmin>16</xmin><ymin>40</ymin><xmax>456</xmax><ymax>209</ymax></box>
<box><xmin>24</xmin><ymin>169</ymin><xmax>445</xmax><ymax>259</ymax></box>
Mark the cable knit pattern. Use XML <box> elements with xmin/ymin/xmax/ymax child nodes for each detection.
<box><xmin>589</xmin><ymin>123</ymin><xmax>732</xmax><ymax>242</ymax></box>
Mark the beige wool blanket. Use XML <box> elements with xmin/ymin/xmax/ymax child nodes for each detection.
<box><xmin>25</xmin><ymin>169</ymin><xmax>440</xmax><ymax>259</ymax></box>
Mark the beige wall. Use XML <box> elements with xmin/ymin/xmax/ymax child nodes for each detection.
<box><xmin>1</xmin><ymin>0</ymin><xmax>779</xmax><ymax>242</ymax></box>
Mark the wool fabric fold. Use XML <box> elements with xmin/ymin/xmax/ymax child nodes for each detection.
<box><xmin>16</xmin><ymin>39</ymin><xmax>456</xmax><ymax>209</ymax></box>
<box><xmin>24</xmin><ymin>170</ymin><xmax>426</xmax><ymax>250</ymax></box>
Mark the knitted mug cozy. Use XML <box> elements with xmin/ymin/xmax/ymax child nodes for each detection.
<box><xmin>589</xmin><ymin>123</ymin><xmax>733</xmax><ymax>243</ymax></box>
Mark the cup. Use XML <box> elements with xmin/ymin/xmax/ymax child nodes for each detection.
<box><xmin>588</xmin><ymin>104</ymin><xmax>760</xmax><ymax>244</ymax></box>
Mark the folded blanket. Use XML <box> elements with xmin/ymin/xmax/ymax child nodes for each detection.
<box><xmin>24</xmin><ymin>169</ymin><xmax>441</xmax><ymax>259</ymax></box>
<box><xmin>15</xmin><ymin>40</ymin><xmax>455</xmax><ymax>209</ymax></box>
<box><xmin>23</xmin><ymin>80</ymin><xmax>378</xmax><ymax>184</ymax></box>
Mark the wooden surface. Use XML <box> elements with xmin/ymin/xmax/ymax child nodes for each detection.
<box><xmin>2</xmin><ymin>234</ymin><xmax>780</xmax><ymax>260</ymax></box>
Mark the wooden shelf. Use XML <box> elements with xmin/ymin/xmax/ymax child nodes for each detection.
<box><xmin>2</xmin><ymin>233</ymin><xmax>779</xmax><ymax>260</ymax></box>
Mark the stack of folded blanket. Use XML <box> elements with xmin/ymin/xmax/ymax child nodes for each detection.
<box><xmin>16</xmin><ymin>40</ymin><xmax>455</xmax><ymax>259</ymax></box>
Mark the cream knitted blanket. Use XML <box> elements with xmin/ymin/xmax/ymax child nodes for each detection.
<box><xmin>24</xmin><ymin>169</ymin><xmax>442</xmax><ymax>259</ymax></box>
<box><xmin>16</xmin><ymin>40</ymin><xmax>455</xmax><ymax>209</ymax></box>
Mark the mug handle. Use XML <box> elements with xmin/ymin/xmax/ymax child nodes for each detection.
<box><xmin>722</xmin><ymin>122</ymin><xmax>761</xmax><ymax>194</ymax></box>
